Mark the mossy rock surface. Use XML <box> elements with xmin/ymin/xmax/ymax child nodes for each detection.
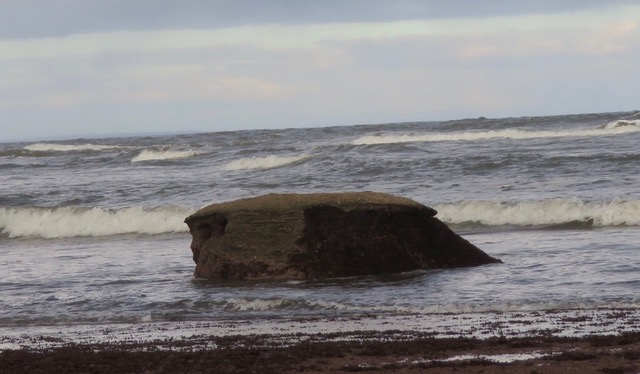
<box><xmin>184</xmin><ymin>192</ymin><xmax>501</xmax><ymax>280</ymax></box>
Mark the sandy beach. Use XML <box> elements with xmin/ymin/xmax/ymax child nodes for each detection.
<box><xmin>2</xmin><ymin>309</ymin><xmax>639</xmax><ymax>373</ymax></box>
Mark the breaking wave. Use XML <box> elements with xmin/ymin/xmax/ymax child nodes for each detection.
<box><xmin>434</xmin><ymin>199</ymin><xmax>640</xmax><ymax>228</ymax></box>
<box><xmin>222</xmin><ymin>297</ymin><xmax>640</xmax><ymax>315</ymax></box>
<box><xmin>353</xmin><ymin>122</ymin><xmax>640</xmax><ymax>145</ymax></box>
<box><xmin>131</xmin><ymin>149</ymin><xmax>200</xmax><ymax>162</ymax></box>
<box><xmin>24</xmin><ymin>143</ymin><xmax>119</xmax><ymax>152</ymax></box>
<box><xmin>223</xmin><ymin>155</ymin><xmax>308</xmax><ymax>171</ymax></box>
<box><xmin>0</xmin><ymin>205</ymin><xmax>191</xmax><ymax>239</ymax></box>
<box><xmin>5</xmin><ymin>198</ymin><xmax>636</xmax><ymax>239</ymax></box>
<box><xmin>601</xmin><ymin>119</ymin><xmax>640</xmax><ymax>129</ymax></box>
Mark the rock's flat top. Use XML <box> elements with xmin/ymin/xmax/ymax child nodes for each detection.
<box><xmin>188</xmin><ymin>191</ymin><xmax>432</xmax><ymax>218</ymax></box>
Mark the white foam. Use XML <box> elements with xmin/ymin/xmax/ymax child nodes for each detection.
<box><xmin>223</xmin><ymin>155</ymin><xmax>308</xmax><ymax>171</ymax></box>
<box><xmin>225</xmin><ymin>298</ymin><xmax>346</xmax><ymax>312</ymax></box>
<box><xmin>24</xmin><ymin>143</ymin><xmax>118</xmax><ymax>152</ymax></box>
<box><xmin>443</xmin><ymin>352</ymin><xmax>551</xmax><ymax>363</ymax></box>
<box><xmin>131</xmin><ymin>149</ymin><xmax>199</xmax><ymax>162</ymax></box>
<box><xmin>0</xmin><ymin>206</ymin><xmax>191</xmax><ymax>239</ymax></box>
<box><xmin>4</xmin><ymin>308</ymin><xmax>638</xmax><ymax>351</ymax></box>
<box><xmin>434</xmin><ymin>199</ymin><xmax>640</xmax><ymax>227</ymax></box>
<box><xmin>353</xmin><ymin>124</ymin><xmax>640</xmax><ymax>145</ymax></box>
<box><xmin>224</xmin><ymin>297</ymin><xmax>640</xmax><ymax>315</ymax></box>
<box><xmin>226</xmin><ymin>298</ymin><xmax>291</xmax><ymax>311</ymax></box>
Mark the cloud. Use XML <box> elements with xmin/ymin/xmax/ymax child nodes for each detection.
<box><xmin>117</xmin><ymin>70</ymin><xmax>296</xmax><ymax>104</ymax></box>
<box><xmin>1</xmin><ymin>2</ymin><xmax>639</xmax><ymax>140</ymax></box>
<box><xmin>461</xmin><ymin>20</ymin><xmax>639</xmax><ymax>61</ymax></box>
<box><xmin>3</xmin><ymin>4</ymin><xmax>638</xmax><ymax>62</ymax></box>
<box><xmin>1</xmin><ymin>0</ymin><xmax>634</xmax><ymax>39</ymax></box>
<box><xmin>582</xmin><ymin>19</ymin><xmax>638</xmax><ymax>55</ymax></box>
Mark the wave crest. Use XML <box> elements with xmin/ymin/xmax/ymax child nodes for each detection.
<box><xmin>223</xmin><ymin>155</ymin><xmax>308</xmax><ymax>171</ymax></box>
<box><xmin>24</xmin><ymin>143</ymin><xmax>119</xmax><ymax>152</ymax></box>
<box><xmin>602</xmin><ymin>119</ymin><xmax>640</xmax><ymax>130</ymax></box>
<box><xmin>0</xmin><ymin>206</ymin><xmax>191</xmax><ymax>239</ymax></box>
<box><xmin>131</xmin><ymin>149</ymin><xmax>199</xmax><ymax>162</ymax></box>
<box><xmin>353</xmin><ymin>124</ymin><xmax>640</xmax><ymax>145</ymax></box>
<box><xmin>434</xmin><ymin>199</ymin><xmax>640</xmax><ymax>227</ymax></box>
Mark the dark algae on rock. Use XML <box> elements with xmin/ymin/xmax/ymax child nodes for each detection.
<box><xmin>184</xmin><ymin>192</ymin><xmax>501</xmax><ymax>280</ymax></box>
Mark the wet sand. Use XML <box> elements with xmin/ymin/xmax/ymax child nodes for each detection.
<box><xmin>2</xmin><ymin>309</ymin><xmax>639</xmax><ymax>373</ymax></box>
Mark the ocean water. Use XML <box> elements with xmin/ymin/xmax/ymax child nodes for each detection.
<box><xmin>1</xmin><ymin>111</ymin><xmax>640</xmax><ymax>329</ymax></box>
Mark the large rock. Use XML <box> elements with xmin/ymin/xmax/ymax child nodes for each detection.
<box><xmin>184</xmin><ymin>192</ymin><xmax>501</xmax><ymax>280</ymax></box>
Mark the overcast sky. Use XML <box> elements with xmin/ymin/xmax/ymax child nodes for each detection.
<box><xmin>1</xmin><ymin>0</ymin><xmax>639</xmax><ymax>141</ymax></box>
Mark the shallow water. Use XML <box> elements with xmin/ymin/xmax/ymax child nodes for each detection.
<box><xmin>1</xmin><ymin>111</ymin><xmax>640</xmax><ymax>327</ymax></box>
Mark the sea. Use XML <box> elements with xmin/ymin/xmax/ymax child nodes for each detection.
<box><xmin>1</xmin><ymin>111</ymin><xmax>640</xmax><ymax>342</ymax></box>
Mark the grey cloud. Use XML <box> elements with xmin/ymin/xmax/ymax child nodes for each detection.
<box><xmin>1</xmin><ymin>0</ymin><xmax>630</xmax><ymax>39</ymax></box>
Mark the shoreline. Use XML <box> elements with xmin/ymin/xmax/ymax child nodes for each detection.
<box><xmin>2</xmin><ymin>331</ymin><xmax>639</xmax><ymax>373</ymax></box>
<box><xmin>2</xmin><ymin>308</ymin><xmax>639</xmax><ymax>373</ymax></box>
